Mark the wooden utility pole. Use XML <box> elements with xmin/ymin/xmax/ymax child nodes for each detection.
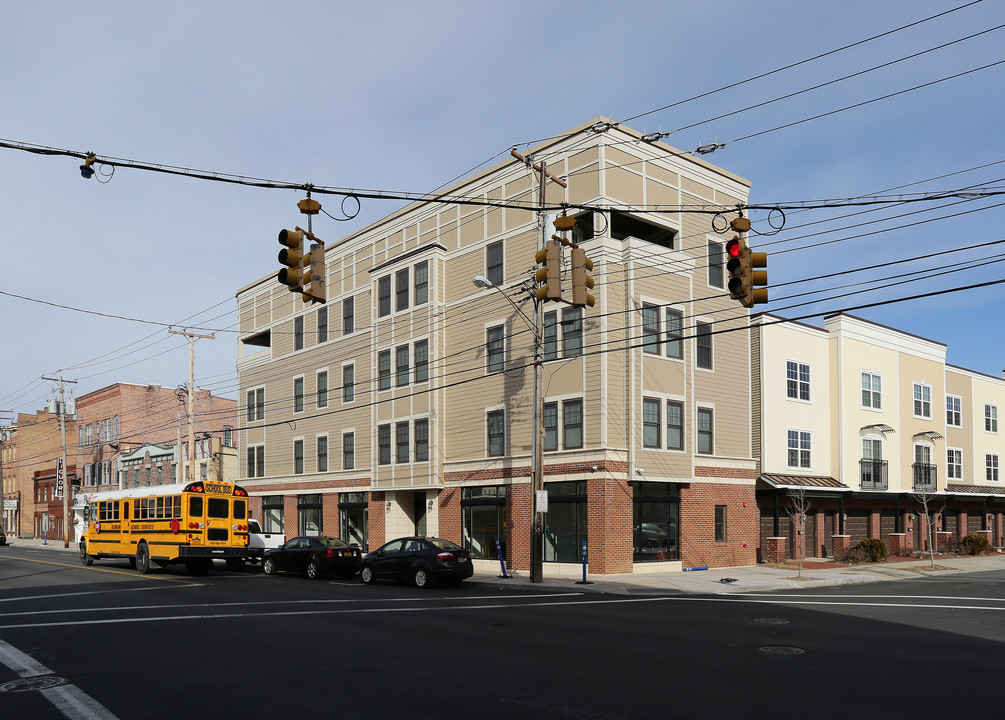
<box><xmin>510</xmin><ymin>149</ymin><xmax>566</xmax><ymax>583</ymax></box>
<box><xmin>41</xmin><ymin>374</ymin><xmax>77</xmax><ymax>547</ymax></box>
<box><xmin>169</xmin><ymin>329</ymin><xmax>215</xmax><ymax>483</ymax></box>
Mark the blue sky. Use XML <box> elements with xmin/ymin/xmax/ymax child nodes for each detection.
<box><xmin>1</xmin><ymin>0</ymin><xmax>1002</xmax><ymax>415</ymax></box>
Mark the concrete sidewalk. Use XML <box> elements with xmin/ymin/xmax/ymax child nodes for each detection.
<box><xmin>5</xmin><ymin>536</ymin><xmax>1004</xmax><ymax>595</ymax></box>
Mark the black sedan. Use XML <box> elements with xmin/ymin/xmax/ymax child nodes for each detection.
<box><xmin>360</xmin><ymin>536</ymin><xmax>473</xmax><ymax>588</ymax></box>
<box><xmin>262</xmin><ymin>536</ymin><xmax>361</xmax><ymax>579</ymax></box>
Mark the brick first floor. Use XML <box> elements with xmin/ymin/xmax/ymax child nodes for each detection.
<box><xmin>242</xmin><ymin>471</ymin><xmax>759</xmax><ymax>574</ymax></box>
<box><xmin>758</xmin><ymin>488</ymin><xmax>1005</xmax><ymax>562</ymax></box>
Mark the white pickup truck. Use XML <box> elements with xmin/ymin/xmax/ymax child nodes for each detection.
<box><xmin>246</xmin><ymin>519</ymin><xmax>286</xmax><ymax>564</ymax></box>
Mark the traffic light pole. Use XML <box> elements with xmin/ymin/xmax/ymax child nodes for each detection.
<box><xmin>512</xmin><ymin>149</ymin><xmax>567</xmax><ymax>584</ymax></box>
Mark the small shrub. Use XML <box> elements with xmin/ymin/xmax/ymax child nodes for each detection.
<box><xmin>961</xmin><ymin>533</ymin><xmax>990</xmax><ymax>556</ymax></box>
<box><xmin>858</xmin><ymin>538</ymin><xmax>888</xmax><ymax>563</ymax></box>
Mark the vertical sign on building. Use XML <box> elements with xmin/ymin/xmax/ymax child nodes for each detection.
<box><xmin>55</xmin><ymin>457</ymin><xmax>64</xmax><ymax>499</ymax></box>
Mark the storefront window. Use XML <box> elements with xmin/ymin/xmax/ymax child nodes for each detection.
<box><xmin>543</xmin><ymin>480</ymin><xmax>587</xmax><ymax>563</ymax></box>
<box><xmin>461</xmin><ymin>486</ymin><xmax>507</xmax><ymax>560</ymax></box>
<box><xmin>632</xmin><ymin>482</ymin><xmax>679</xmax><ymax>561</ymax></box>
<box><xmin>339</xmin><ymin>492</ymin><xmax>368</xmax><ymax>550</ymax></box>
<box><xmin>298</xmin><ymin>494</ymin><xmax>322</xmax><ymax>536</ymax></box>
<box><xmin>262</xmin><ymin>495</ymin><xmax>283</xmax><ymax>534</ymax></box>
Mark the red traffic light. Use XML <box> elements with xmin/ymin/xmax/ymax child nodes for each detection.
<box><xmin>726</xmin><ymin>236</ymin><xmax>742</xmax><ymax>259</ymax></box>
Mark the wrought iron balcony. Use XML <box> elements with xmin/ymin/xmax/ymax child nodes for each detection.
<box><xmin>860</xmin><ymin>459</ymin><xmax>888</xmax><ymax>490</ymax></box>
<box><xmin>912</xmin><ymin>462</ymin><xmax>937</xmax><ymax>491</ymax></box>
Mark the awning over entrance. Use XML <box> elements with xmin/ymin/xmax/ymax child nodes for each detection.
<box><xmin>759</xmin><ymin>474</ymin><xmax>849</xmax><ymax>492</ymax></box>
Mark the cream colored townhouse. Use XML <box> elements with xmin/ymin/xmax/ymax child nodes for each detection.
<box><xmin>236</xmin><ymin>118</ymin><xmax>760</xmax><ymax>575</ymax></box>
<box><xmin>753</xmin><ymin>312</ymin><xmax>1004</xmax><ymax>561</ymax></box>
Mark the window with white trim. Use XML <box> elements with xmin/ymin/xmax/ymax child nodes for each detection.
<box><xmin>787</xmin><ymin>430</ymin><xmax>811</xmax><ymax>469</ymax></box>
<box><xmin>786</xmin><ymin>361</ymin><xmax>810</xmax><ymax>401</ymax></box>
<box><xmin>947</xmin><ymin>448</ymin><xmax>962</xmax><ymax>480</ymax></box>
<box><xmin>913</xmin><ymin>382</ymin><xmax>932</xmax><ymax>419</ymax></box>
<box><xmin>861</xmin><ymin>372</ymin><xmax>881</xmax><ymax>409</ymax></box>
<box><xmin>986</xmin><ymin>404</ymin><xmax>999</xmax><ymax>433</ymax></box>
<box><xmin>946</xmin><ymin>395</ymin><xmax>962</xmax><ymax>427</ymax></box>
<box><xmin>987</xmin><ymin>454</ymin><xmax>999</xmax><ymax>482</ymax></box>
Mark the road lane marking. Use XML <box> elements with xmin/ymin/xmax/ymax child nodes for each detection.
<box><xmin>0</xmin><ymin>592</ymin><xmax>587</xmax><ymax>618</ymax></box>
<box><xmin>0</xmin><ymin>555</ymin><xmax>203</xmax><ymax>584</ymax></box>
<box><xmin>0</xmin><ymin>638</ymin><xmax>119</xmax><ymax>720</ymax></box>
<box><xmin>739</xmin><ymin>592</ymin><xmax>1005</xmax><ymax>603</ymax></box>
<box><xmin>0</xmin><ymin>585</ymin><xmax>201</xmax><ymax>605</ymax></box>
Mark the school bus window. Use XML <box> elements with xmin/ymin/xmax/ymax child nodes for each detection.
<box><xmin>208</xmin><ymin>498</ymin><xmax>229</xmax><ymax>519</ymax></box>
<box><xmin>234</xmin><ymin>499</ymin><xmax>246</xmax><ymax>520</ymax></box>
<box><xmin>156</xmin><ymin>497</ymin><xmax>166</xmax><ymax>519</ymax></box>
<box><xmin>122</xmin><ymin>502</ymin><xmax>130</xmax><ymax>520</ymax></box>
<box><xmin>190</xmin><ymin>496</ymin><xmax>203</xmax><ymax>517</ymax></box>
<box><xmin>172</xmin><ymin>496</ymin><xmax>182</xmax><ymax>518</ymax></box>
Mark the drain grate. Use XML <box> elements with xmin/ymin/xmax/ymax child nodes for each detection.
<box><xmin>0</xmin><ymin>676</ymin><xmax>69</xmax><ymax>693</ymax></box>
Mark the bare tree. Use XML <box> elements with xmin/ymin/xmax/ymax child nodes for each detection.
<box><xmin>912</xmin><ymin>488</ymin><xmax>945</xmax><ymax>569</ymax></box>
<box><xmin>785</xmin><ymin>486</ymin><xmax>812</xmax><ymax>578</ymax></box>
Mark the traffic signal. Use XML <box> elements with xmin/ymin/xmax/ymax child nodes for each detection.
<box><xmin>535</xmin><ymin>241</ymin><xmax>562</xmax><ymax>302</ymax></box>
<box><xmin>725</xmin><ymin>234</ymin><xmax>768</xmax><ymax>308</ymax></box>
<box><xmin>570</xmin><ymin>247</ymin><xmax>595</xmax><ymax>307</ymax></box>
<box><xmin>303</xmin><ymin>242</ymin><xmax>326</xmax><ymax>305</ymax></box>
<box><xmin>278</xmin><ymin>228</ymin><xmax>306</xmax><ymax>291</ymax></box>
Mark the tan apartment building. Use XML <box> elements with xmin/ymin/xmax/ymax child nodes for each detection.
<box><xmin>753</xmin><ymin>313</ymin><xmax>1005</xmax><ymax>561</ymax></box>
<box><xmin>236</xmin><ymin>118</ymin><xmax>759</xmax><ymax>574</ymax></box>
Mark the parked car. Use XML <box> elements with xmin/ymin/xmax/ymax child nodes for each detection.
<box><xmin>0</xmin><ymin>530</ymin><xmax>6</xmax><ymax>546</ymax></box>
<box><xmin>246</xmin><ymin>518</ymin><xmax>285</xmax><ymax>564</ymax></box>
<box><xmin>360</xmin><ymin>536</ymin><xmax>473</xmax><ymax>588</ymax></box>
<box><xmin>262</xmin><ymin>536</ymin><xmax>361</xmax><ymax>579</ymax></box>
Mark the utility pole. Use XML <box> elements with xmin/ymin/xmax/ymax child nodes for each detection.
<box><xmin>42</xmin><ymin>374</ymin><xmax>77</xmax><ymax>548</ymax></box>
<box><xmin>511</xmin><ymin>149</ymin><xmax>567</xmax><ymax>583</ymax></box>
<box><xmin>0</xmin><ymin>411</ymin><xmax>12</xmax><ymax>536</ymax></box>
<box><xmin>169</xmin><ymin>329</ymin><xmax>215</xmax><ymax>484</ymax></box>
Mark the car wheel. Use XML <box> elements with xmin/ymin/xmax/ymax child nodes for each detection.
<box><xmin>307</xmin><ymin>559</ymin><xmax>320</xmax><ymax>579</ymax></box>
<box><xmin>136</xmin><ymin>542</ymin><xmax>151</xmax><ymax>574</ymax></box>
<box><xmin>413</xmin><ymin>567</ymin><xmax>430</xmax><ymax>589</ymax></box>
<box><xmin>79</xmin><ymin>541</ymin><xmax>93</xmax><ymax>566</ymax></box>
<box><xmin>360</xmin><ymin>565</ymin><xmax>375</xmax><ymax>584</ymax></box>
<box><xmin>263</xmin><ymin>557</ymin><xmax>276</xmax><ymax>575</ymax></box>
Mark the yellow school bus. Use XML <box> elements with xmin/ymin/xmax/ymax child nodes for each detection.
<box><xmin>78</xmin><ymin>480</ymin><xmax>251</xmax><ymax>574</ymax></box>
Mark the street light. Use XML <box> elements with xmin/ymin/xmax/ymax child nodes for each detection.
<box><xmin>472</xmin><ymin>275</ymin><xmax>544</xmax><ymax>583</ymax></box>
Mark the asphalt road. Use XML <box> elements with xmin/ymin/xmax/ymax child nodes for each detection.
<box><xmin>2</xmin><ymin>545</ymin><xmax>1003</xmax><ymax>719</ymax></box>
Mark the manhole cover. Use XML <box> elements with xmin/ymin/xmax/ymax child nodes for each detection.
<box><xmin>759</xmin><ymin>645</ymin><xmax>805</xmax><ymax>655</ymax></box>
<box><xmin>0</xmin><ymin>676</ymin><xmax>69</xmax><ymax>693</ymax></box>
<box><xmin>754</xmin><ymin>618</ymin><xmax>790</xmax><ymax>625</ymax></box>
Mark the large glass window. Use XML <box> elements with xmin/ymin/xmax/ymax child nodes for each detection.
<box><xmin>339</xmin><ymin>492</ymin><xmax>368</xmax><ymax>550</ymax></box>
<box><xmin>298</xmin><ymin>494</ymin><xmax>322</xmax><ymax>536</ymax></box>
<box><xmin>461</xmin><ymin>486</ymin><xmax>507</xmax><ymax>561</ymax></box>
<box><xmin>543</xmin><ymin>481</ymin><xmax>587</xmax><ymax>563</ymax></box>
<box><xmin>262</xmin><ymin>495</ymin><xmax>284</xmax><ymax>534</ymax></box>
<box><xmin>633</xmin><ymin>482</ymin><xmax>679</xmax><ymax>562</ymax></box>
